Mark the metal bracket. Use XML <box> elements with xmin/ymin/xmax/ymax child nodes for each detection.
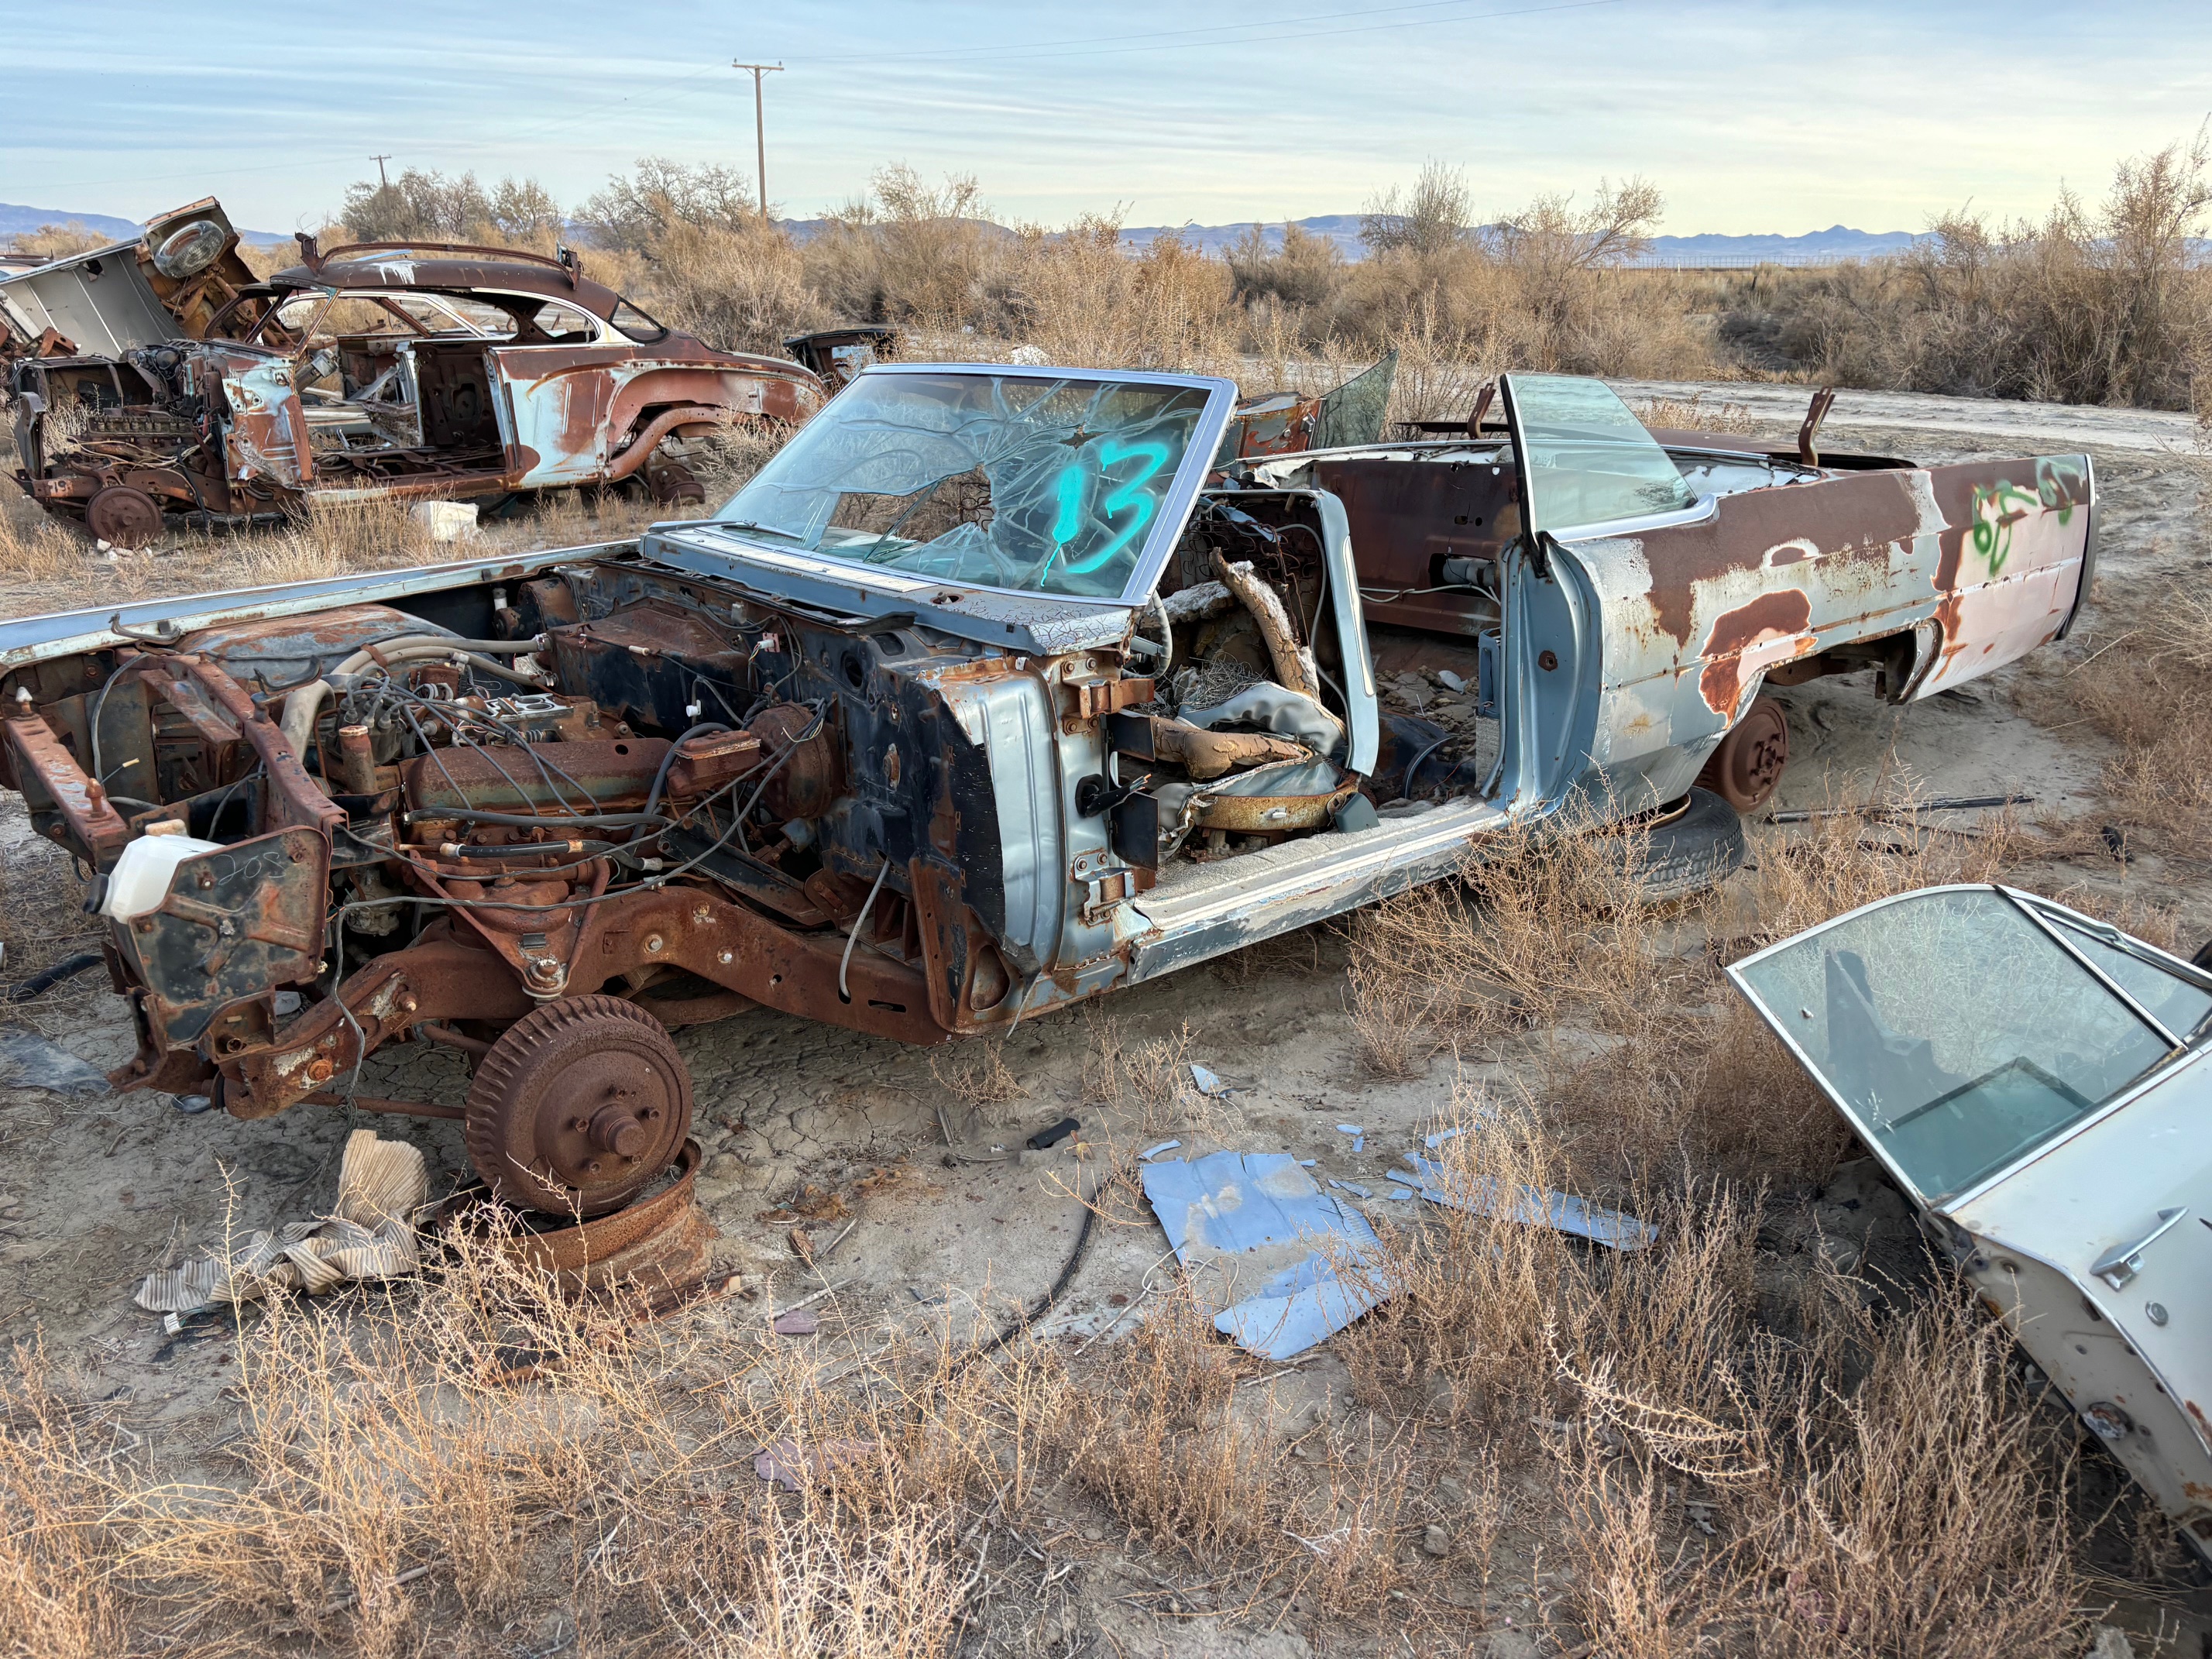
<box><xmin>1070</xmin><ymin>847</ymin><xmax>1139</xmax><ymax>926</ymax></box>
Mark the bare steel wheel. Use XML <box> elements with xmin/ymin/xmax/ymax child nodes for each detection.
<box><xmin>465</xmin><ymin>995</ymin><xmax>693</xmax><ymax>1217</ymax></box>
<box><xmin>85</xmin><ymin>486</ymin><xmax>164</xmax><ymax>548</ymax></box>
<box><xmin>1695</xmin><ymin>697</ymin><xmax>1789</xmax><ymax>813</ymax></box>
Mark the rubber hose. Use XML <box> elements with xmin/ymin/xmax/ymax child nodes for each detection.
<box><xmin>440</xmin><ymin>840</ymin><xmax>618</xmax><ymax>860</ymax></box>
<box><xmin>949</xmin><ymin>1159</ymin><xmax>1121</xmax><ymax>1374</ymax></box>
<box><xmin>4</xmin><ymin>950</ymin><xmax>105</xmax><ymax>1003</ymax></box>
<box><xmin>279</xmin><ymin>678</ymin><xmax>330</xmax><ymax>761</ymax></box>
<box><xmin>838</xmin><ymin>860</ymin><xmax>891</xmax><ymax>1003</ymax></box>
<box><xmin>328</xmin><ymin>636</ymin><xmax>543</xmax><ymax>678</ymax></box>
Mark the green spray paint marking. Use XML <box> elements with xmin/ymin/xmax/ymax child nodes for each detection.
<box><xmin>1970</xmin><ymin>480</ymin><xmax>2041</xmax><ymax>575</ymax></box>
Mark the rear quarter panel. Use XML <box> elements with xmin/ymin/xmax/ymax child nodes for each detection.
<box><xmin>1565</xmin><ymin>455</ymin><xmax>2090</xmax><ymax>803</ymax></box>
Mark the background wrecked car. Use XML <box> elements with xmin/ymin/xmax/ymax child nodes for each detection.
<box><xmin>2</xmin><ymin>202</ymin><xmax>824</xmax><ymax>546</ymax></box>
<box><xmin>0</xmin><ymin>363</ymin><xmax>2093</xmax><ymax>1217</ymax></box>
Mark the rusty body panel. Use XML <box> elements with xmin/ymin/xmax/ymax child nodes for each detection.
<box><xmin>0</xmin><ymin>365</ymin><xmax>2088</xmax><ymax>1214</ymax></box>
<box><xmin>5</xmin><ymin>209</ymin><xmax>825</xmax><ymax>544</ymax></box>
<box><xmin>1566</xmin><ymin>449</ymin><xmax>2091</xmax><ymax>810</ymax></box>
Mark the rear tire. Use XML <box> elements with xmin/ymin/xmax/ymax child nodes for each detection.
<box><xmin>1602</xmin><ymin>786</ymin><xmax>1747</xmax><ymax>902</ymax></box>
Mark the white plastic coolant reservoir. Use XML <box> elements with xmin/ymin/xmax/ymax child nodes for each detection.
<box><xmin>99</xmin><ymin>829</ymin><xmax>225</xmax><ymax>919</ymax></box>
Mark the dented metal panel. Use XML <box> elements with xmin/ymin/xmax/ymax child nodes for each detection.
<box><xmin>1558</xmin><ymin>452</ymin><xmax>2090</xmax><ymax>809</ymax></box>
<box><xmin>9</xmin><ymin>208</ymin><xmax>828</xmax><ymax>544</ymax></box>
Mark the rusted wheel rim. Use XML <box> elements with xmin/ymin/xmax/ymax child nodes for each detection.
<box><xmin>85</xmin><ymin>486</ymin><xmax>164</xmax><ymax>548</ymax></box>
<box><xmin>465</xmin><ymin>994</ymin><xmax>693</xmax><ymax>1217</ymax></box>
<box><xmin>1700</xmin><ymin>698</ymin><xmax>1790</xmax><ymax>812</ymax></box>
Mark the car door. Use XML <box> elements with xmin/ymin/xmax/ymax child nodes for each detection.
<box><xmin>1726</xmin><ymin>884</ymin><xmax>2212</xmax><ymax>1543</ymax></box>
<box><xmin>492</xmin><ymin>297</ymin><xmax>621</xmax><ymax>486</ymax></box>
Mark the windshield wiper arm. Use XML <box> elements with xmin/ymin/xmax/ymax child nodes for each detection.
<box><xmin>719</xmin><ymin>519</ymin><xmax>807</xmax><ymax>545</ymax></box>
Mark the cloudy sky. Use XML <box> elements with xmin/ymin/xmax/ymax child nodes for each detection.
<box><xmin>5</xmin><ymin>0</ymin><xmax>2210</xmax><ymax>236</ymax></box>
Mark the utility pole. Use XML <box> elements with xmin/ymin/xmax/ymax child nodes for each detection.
<box><xmin>730</xmin><ymin>61</ymin><xmax>784</xmax><ymax>223</ymax></box>
<box><xmin>370</xmin><ymin>154</ymin><xmax>392</xmax><ymax>189</ymax></box>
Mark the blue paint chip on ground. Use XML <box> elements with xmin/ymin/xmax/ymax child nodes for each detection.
<box><xmin>1139</xmin><ymin>1150</ymin><xmax>1391</xmax><ymax>1360</ymax></box>
<box><xmin>1400</xmin><ymin>1155</ymin><xmax>1656</xmax><ymax>1249</ymax></box>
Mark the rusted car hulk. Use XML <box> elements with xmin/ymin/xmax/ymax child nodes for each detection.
<box><xmin>0</xmin><ymin>367</ymin><xmax>2093</xmax><ymax>1216</ymax></box>
<box><xmin>3</xmin><ymin>200</ymin><xmax>823</xmax><ymax>546</ymax></box>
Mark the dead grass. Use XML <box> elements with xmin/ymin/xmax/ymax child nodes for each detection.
<box><xmin>1630</xmin><ymin>392</ymin><xmax>1759</xmax><ymax>433</ymax></box>
<box><xmin>2014</xmin><ymin>572</ymin><xmax>2212</xmax><ymax>865</ymax></box>
<box><xmin>0</xmin><ymin>475</ymin><xmax>729</xmax><ymax>620</ymax></box>
<box><xmin>927</xmin><ymin>1039</ymin><xmax>1030</xmax><ymax>1131</ymax></box>
<box><xmin>1335</xmin><ymin>1101</ymin><xmax>2090</xmax><ymax>1655</ymax></box>
<box><xmin>0</xmin><ymin>983</ymin><xmax>2131</xmax><ymax>1656</ymax></box>
<box><xmin>1077</xmin><ymin>1013</ymin><xmax>1244</xmax><ymax>1145</ymax></box>
<box><xmin>1347</xmin><ymin>809</ymin><xmax>1678</xmax><ymax>1070</ymax></box>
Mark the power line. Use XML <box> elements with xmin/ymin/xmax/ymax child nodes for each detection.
<box><xmin>26</xmin><ymin>0</ymin><xmax>1628</xmax><ymax>202</ymax></box>
<box><xmin>369</xmin><ymin>153</ymin><xmax>391</xmax><ymax>188</ymax></box>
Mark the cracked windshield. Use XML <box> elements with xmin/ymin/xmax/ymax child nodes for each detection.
<box><xmin>713</xmin><ymin>371</ymin><xmax>1211</xmax><ymax>599</ymax></box>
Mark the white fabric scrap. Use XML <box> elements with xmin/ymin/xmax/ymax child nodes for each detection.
<box><xmin>135</xmin><ymin>1129</ymin><xmax>428</xmax><ymax>1316</ymax></box>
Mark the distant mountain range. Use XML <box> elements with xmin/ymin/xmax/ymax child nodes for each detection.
<box><xmin>1116</xmin><ymin>217</ymin><xmax>1925</xmax><ymax>266</ymax></box>
<box><xmin>5</xmin><ymin>196</ymin><xmax>1921</xmax><ymax>268</ymax></box>
<box><xmin>0</xmin><ymin>202</ymin><xmax>290</xmax><ymax>247</ymax></box>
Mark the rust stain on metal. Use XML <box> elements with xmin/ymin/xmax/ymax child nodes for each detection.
<box><xmin>9</xmin><ymin>211</ymin><xmax>826</xmax><ymax>543</ymax></box>
<box><xmin>1696</xmin><ymin>589</ymin><xmax>1814</xmax><ymax>715</ymax></box>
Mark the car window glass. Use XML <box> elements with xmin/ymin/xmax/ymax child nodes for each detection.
<box><xmin>254</xmin><ymin>293</ymin><xmax>329</xmax><ymax>345</ymax></box>
<box><xmin>2042</xmin><ymin>913</ymin><xmax>2212</xmax><ymax>1039</ymax></box>
<box><xmin>386</xmin><ymin>294</ymin><xmax>478</xmax><ymax>334</ymax></box>
<box><xmin>1506</xmin><ymin>373</ymin><xmax>1698</xmax><ymax>533</ymax></box>
<box><xmin>421</xmin><ymin>295</ymin><xmax>514</xmax><ymax>336</ymax></box>
<box><xmin>716</xmin><ymin>371</ymin><xmax>1212</xmax><ymax>599</ymax></box>
<box><xmin>1734</xmin><ymin>889</ymin><xmax>2173</xmax><ymax>1202</ymax></box>
<box><xmin>610</xmin><ymin>297</ymin><xmax>668</xmax><ymax>343</ymax></box>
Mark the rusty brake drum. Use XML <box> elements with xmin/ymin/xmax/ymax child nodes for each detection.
<box><xmin>464</xmin><ymin>994</ymin><xmax>694</xmax><ymax>1217</ymax></box>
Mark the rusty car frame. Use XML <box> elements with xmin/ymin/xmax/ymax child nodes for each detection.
<box><xmin>3</xmin><ymin>201</ymin><xmax>824</xmax><ymax>547</ymax></box>
<box><xmin>0</xmin><ymin>365</ymin><xmax>2093</xmax><ymax>1216</ymax></box>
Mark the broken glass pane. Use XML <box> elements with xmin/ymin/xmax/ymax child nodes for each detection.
<box><xmin>714</xmin><ymin>371</ymin><xmax>1212</xmax><ymax>599</ymax></box>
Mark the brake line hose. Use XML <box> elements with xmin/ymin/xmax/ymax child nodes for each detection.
<box><xmin>837</xmin><ymin>859</ymin><xmax>891</xmax><ymax>1002</ymax></box>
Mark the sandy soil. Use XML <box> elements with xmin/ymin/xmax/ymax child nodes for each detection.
<box><xmin>2</xmin><ymin>391</ymin><xmax>2208</xmax><ymax>1654</ymax></box>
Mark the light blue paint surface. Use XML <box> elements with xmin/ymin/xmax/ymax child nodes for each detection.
<box><xmin>1140</xmin><ymin>1150</ymin><xmax>1389</xmax><ymax>1359</ymax></box>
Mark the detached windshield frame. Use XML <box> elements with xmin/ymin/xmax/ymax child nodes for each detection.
<box><xmin>709</xmin><ymin>362</ymin><xmax>1239</xmax><ymax>606</ymax></box>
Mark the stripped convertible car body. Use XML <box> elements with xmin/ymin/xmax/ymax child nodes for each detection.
<box><xmin>0</xmin><ymin>365</ymin><xmax>2094</xmax><ymax>1212</ymax></box>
